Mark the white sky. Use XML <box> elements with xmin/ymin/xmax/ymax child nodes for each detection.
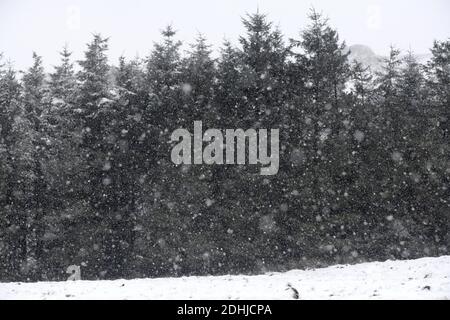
<box><xmin>1</xmin><ymin>0</ymin><xmax>449</xmax><ymax>71</ymax></box>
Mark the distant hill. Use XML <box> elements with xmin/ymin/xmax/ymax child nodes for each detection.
<box><xmin>345</xmin><ymin>44</ymin><xmax>432</xmax><ymax>72</ymax></box>
<box><xmin>345</xmin><ymin>44</ymin><xmax>384</xmax><ymax>71</ymax></box>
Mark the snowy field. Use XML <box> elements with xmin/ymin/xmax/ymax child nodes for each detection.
<box><xmin>1</xmin><ymin>256</ymin><xmax>449</xmax><ymax>300</ymax></box>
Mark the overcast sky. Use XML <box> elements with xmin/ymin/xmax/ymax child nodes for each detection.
<box><xmin>1</xmin><ymin>0</ymin><xmax>449</xmax><ymax>71</ymax></box>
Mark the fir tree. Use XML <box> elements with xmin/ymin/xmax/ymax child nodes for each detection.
<box><xmin>0</xmin><ymin>59</ymin><xmax>27</xmax><ymax>281</ymax></box>
<box><xmin>351</xmin><ymin>61</ymin><xmax>374</xmax><ymax>106</ymax></box>
<box><xmin>181</xmin><ymin>34</ymin><xmax>215</xmax><ymax>125</ymax></box>
<box><xmin>20</xmin><ymin>52</ymin><xmax>52</xmax><ymax>280</ymax></box>
<box><xmin>239</xmin><ymin>12</ymin><xmax>289</xmax><ymax>128</ymax></box>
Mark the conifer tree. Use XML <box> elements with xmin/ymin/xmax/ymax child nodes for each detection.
<box><xmin>215</xmin><ymin>40</ymin><xmax>244</xmax><ymax>126</ymax></box>
<box><xmin>238</xmin><ymin>12</ymin><xmax>289</xmax><ymax>128</ymax></box>
<box><xmin>50</xmin><ymin>46</ymin><xmax>77</xmax><ymax>103</ymax></box>
<box><xmin>351</xmin><ymin>61</ymin><xmax>374</xmax><ymax>106</ymax></box>
<box><xmin>293</xmin><ymin>9</ymin><xmax>350</xmax><ymax>105</ymax></box>
<box><xmin>19</xmin><ymin>52</ymin><xmax>53</xmax><ymax>280</ymax></box>
<box><xmin>181</xmin><ymin>34</ymin><xmax>215</xmax><ymax>125</ymax></box>
<box><xmin>0</xmin><ymin>59</ymin><xmax>28</xmax><ymax>280</ymax></box>
<box><xmin>76</xmin><ymin>34</ymin><xmax>123</xmax><ymax>278</ymax></box>
<box><xmin>376</xmin><ymin>46</ymin><xmax>402</xmax><ymax>106</ymax></box>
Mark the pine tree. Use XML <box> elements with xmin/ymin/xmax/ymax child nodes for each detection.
<box><xmin>289</xmin><ymin>9</ymin><xmax>355</xmax><ymax>263</ymax></box>
<box><xmin>42</xmin><ymin>46</ymin><xmax>85</xmax><ymax>280</ymax></box>
<box><xmin>21</xmin><ymin>52</ymin><xmax>52</xmax><ymax>280</ymax></box>
<box><xmin>426</xmin><ymin>39</ymin><xmax>450</xmax><ymax>140</ymax></box>
<box><xmin>426</xmin><ymin>39</ymin><xmax>450</xmax><ymax>108</ymax></box>
<box><xmin>376</xmin><ymin>46</ymin><xmax>402</xmax><ymax>106</ymax></box>
<box><xmin>76</xmin><ymin>34</ymin><xmax>123</xmax><ymax>279</ymax></box>
<box><xmin>238</xmin><ymin>12</ymin><xmax>289</xmax><ymax>128</ymax></box>
<box><xmin>0</xmin><ymin>59</ymin><xmax>27</xmax><ymax>281</ymax></box>
<box><xmin>145</xmin><ymin>25</ymin><xmax>183</xmax><ymax>157</ymax></box>
<box><xmin>139</xmin><ymin>26</ymin><xmax>219</xmax><ymax>277</ymax></box>
<box><xmin>50</xmin><ymin>46</ymin><xmax>77</xmax><ymax>103</ymax></box>
<box><xmin>215</xmin><ymin>40</ymin><xmax>243</xmax><ymax>126</ymax></box>
<box><xmin>398</xmin><ymin>51</ymin><xmax>424</xmax><ymax>107</ymax></box>
<box><xmin>146</xmin><ymin>25</ymin><xmax>182</xmax><ymax>102</ymax></box>
<box><xmin>181</xmin><ymin>34</ymin><xmax>215</xmax><ymax>125</ymax></box>
<box><xmin>293</xmin><ymin>8</ymin><xmax>350</xmax><ymax>106</ymax></box>
<box><xmin>423</xmin><ymin>40</ymin><xmax>450</xmax><ymax>252</ymax></box>
<box><xmin>351</xmin><ymin>61</ymin><xmax>374</xmax><ymax>106</ymax></box>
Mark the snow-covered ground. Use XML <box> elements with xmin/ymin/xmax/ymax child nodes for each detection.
<box><xmin>1</xmin><ymin>256</ymin><xmax>449</xmax><ymax>300</ymax></box>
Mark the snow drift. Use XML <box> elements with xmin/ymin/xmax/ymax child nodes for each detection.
<box><xmin>1</xmin><ymin>256</ymin><xmax>449</xmax><ymax>300</ymax></box>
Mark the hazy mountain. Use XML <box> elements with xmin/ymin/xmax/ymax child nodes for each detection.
<box><xmin>345</xmin><ymin>44</ymin><xmax>432</xmax><ymax>72</ymax></box>
<box><xmin>346</xmin><ymin>44</ymin><xmax>384</xmax><ymax>71</ymax></box>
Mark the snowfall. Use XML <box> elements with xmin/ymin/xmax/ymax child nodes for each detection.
<box><xmin>1</xmin><ymin>256</ymin><xmax>449</xmax><ymax>300</ymax></box>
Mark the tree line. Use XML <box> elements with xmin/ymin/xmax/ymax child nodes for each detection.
<box><xmin>0</xmin><ymin>10</ymin><xmax>449</xmax><ymax>281</ymax></box>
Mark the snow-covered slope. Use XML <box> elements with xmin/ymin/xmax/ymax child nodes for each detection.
<box><xmin>1</xmin><ymin>256</ymin><xmax>449</xmax><ymax>300</ymax></box>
